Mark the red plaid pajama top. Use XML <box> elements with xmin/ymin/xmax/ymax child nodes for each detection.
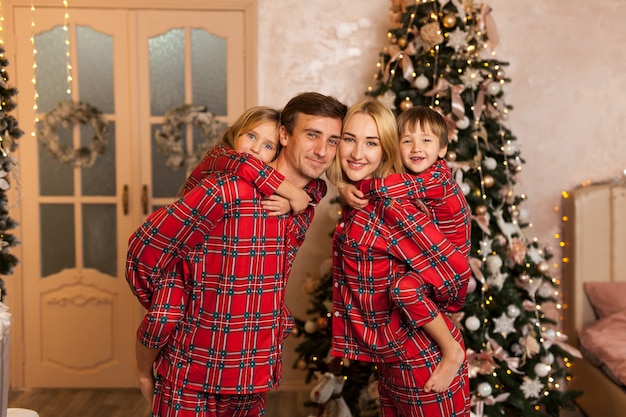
<box><xmin>126</xmin><ymin>153</ymin><xmax>326</xmax><ymax>395</ymax></box>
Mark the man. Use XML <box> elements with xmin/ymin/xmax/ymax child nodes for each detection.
<box><xmin>126</xmin><ymin>92</ymin><xmax>346</xmax><ymax>417</ymax></box>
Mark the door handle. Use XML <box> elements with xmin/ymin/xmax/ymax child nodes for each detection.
<box><xmin>141</xmin><ymin>185</ymin><xmax>149</xmax><ymax>215</ymax></box>
<box><xmin>122</xmin><ymin>185</ymin><xmax>129</xmax><ymax>215</ymax></box>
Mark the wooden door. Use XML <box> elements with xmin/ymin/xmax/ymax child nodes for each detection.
<box><xmin>7</xmin><ymin>1</ymin><xmax>254</xmax><ymax>388</ymax></box>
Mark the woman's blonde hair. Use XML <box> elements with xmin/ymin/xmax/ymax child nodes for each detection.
<box><xmin>221</xmin><ymin>106</ymin><xmax>281</xmax><ymax>158</ymax></box>
<box><xmin>326</xmin><ymin>99</ymin><xmax>403</xmax><ymax>186</ymax></box>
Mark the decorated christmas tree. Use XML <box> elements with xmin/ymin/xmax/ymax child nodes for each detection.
<box><xmin>293</xmin><ymin>1</ymin><xmax>581</xmax><ymax>416</ymax></box>
<box><xmin>0</xmin><ymin>45</ymin><xmax>23</xmax><ymax>302</ymax></box>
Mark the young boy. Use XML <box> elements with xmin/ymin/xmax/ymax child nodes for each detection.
<box><xmin>340</xmin><ymin>106</ymin><xmax>470</xmax><ymax>393</ymax></box>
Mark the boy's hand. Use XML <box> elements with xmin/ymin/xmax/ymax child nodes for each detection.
<box><xmin>339</xmin><ymin>184</ymin><xmax>368</xmax><ymax>209</ymax></box>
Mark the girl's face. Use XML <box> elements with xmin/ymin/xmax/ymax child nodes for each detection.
<box><xmin>233</xmin><ymin>121</ymin><xmax>279</xmax><ymax>163</ymax></box>
<box><xmin>399</xmin><ymin>121</ymin><xmax>447</xmax><ymax>174</ymax></box>
<box><xmin>338</xmin><ymin>113</ymin><xmax>383</xmax><ymax>182</ymax></box>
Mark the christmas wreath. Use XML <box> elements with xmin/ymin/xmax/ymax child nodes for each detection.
<box><xmin>154</xmin><ymin>104</ymin><xmax>228</xmax><ymax>172</ymax></box>
<box><xmin>38</xmin><ymin>100</ymin><xmax>109</xmax><ymax>168</ymax></box>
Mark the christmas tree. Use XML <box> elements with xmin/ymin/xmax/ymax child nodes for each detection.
<box><xmin>0</xmin><ymin>45</ymin><xmax>23</xmax><ymax>302</ymax></box>
<box><xmin>293</xmin><ymin>1</ymin><xmax>581</xmax><ymax>416</ymax></box>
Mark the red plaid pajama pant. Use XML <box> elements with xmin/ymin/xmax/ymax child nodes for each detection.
<box><xmin>377</xmin><ymin>359</ymin><xmax>470</xmax><ymax>417</ymax></box>
<box><xmin>153</xmin><ymin>376</ymin><xmax>267</xmax><ymax>417</ymax></box>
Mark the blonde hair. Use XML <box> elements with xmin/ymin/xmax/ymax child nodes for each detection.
<box><xmin>221</xmin><ymin>106</ymin><xmax>281</xmax><ymax>157</ymax></box>
<box><xmin>326</xmin><ymin>99</ymin><xmax>403</xmax><ymax>187</ymax></box>
<box><xmin>396</xmin><ymin>106</ymin><xmax>449</xmax><ymax>150</ymax></box>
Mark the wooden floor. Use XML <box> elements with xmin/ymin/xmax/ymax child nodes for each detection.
<box><xmin>8</xmin><ymin>388</ymin><xmax>151</xmax><ymax>417</ymax></box>
<box><xmin>7</xmin><ymin>388</ymin><xmax>313</xmax><ymax>417</ymax></box>
<box><xmin>8</xmin><ymin>387</ymin><xmax>583</xmax><ymax>417</ymax></box>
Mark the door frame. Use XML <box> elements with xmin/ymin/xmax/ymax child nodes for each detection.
<box><xmin>3</xmin><ymin>0</ymin><xmax>257</xmax><ymax>388</ymax></box>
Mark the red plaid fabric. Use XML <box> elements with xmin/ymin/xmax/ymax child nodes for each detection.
<box><xmin>331</xmin><ymin>177</ymin><xmax>470</xmax><ymax>363</ymax></box>
<box><xmin>126</xmin><ymin>166</ymin><xmax>326</xmax><ymax>396</ymax></box>
<box><xmin>180</xmin><ymin>145</ymin><xmax>289</xmax><ymax>199</ymax></box>
<box><xmin>153</xmin><ymin>374</ymin><xmax>266</xmax><ymax>417</ymax></box>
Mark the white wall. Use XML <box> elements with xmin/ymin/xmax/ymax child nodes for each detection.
<box><xmin>257</xmin><ymin>0</ymin><xmax>626</xmax><ymax>388</ymax></box>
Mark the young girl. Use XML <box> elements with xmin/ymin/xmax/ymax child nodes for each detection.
<box><xmin>328</xmin><ymin>100</ymin><xmax>469</xmax><ymax>416</ymax></box>
<box><xmin>180</xmin><ymin>105</ymin><xmax>310</xmax><ymax>215</ymax></box>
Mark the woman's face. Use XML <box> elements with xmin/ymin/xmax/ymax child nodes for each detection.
<box><xmin>338</xmin><ymin>113</ymin><xmax>383</xmax><ymax>182</ymax></box>
<box><xmin>232</xmin><ymin>121</ymin><xmax>279</xmax><ymax>163</ymax></box>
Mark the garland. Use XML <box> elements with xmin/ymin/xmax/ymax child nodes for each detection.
<box><xmin>38</xmin><ymin>100</ymin><xmax>109</xmax><ymax>168</ymax></box>
<box><xmin>154</xmin><ymin>104</ymin><xmax>228</xmax><ymax>172</ymax></box>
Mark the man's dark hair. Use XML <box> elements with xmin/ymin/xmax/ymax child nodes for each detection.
<box><xmin>281</xmin><ymin>92</ymin><xmax>347</xmax><ymax>135</ymax></box>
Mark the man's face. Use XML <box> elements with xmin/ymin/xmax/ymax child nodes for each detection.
<box><xmin>278</xmin><ymin>113</ymin><xmax>342</xmax><ymax>187</ymax></box>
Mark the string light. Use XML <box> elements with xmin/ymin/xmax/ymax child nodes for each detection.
<box><xmin>63</xmin><ymin>0</ymin><xmax>72</xmax><ymax>96</ymax></box>
<box><xmin>31</xmin><ymin>1</ymin><xmax>38</xmax><ymax>137</ymax></box>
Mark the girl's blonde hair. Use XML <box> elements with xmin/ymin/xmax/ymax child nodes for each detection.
<box><xmin>221</xmin><ymin>106</ymin><xmax>281</xmax><ymax>157</ymax></box>
<box><xmin>326</xmin><ymin>99</ymin><xmax>403</xmax><ymax>187</ymax></box>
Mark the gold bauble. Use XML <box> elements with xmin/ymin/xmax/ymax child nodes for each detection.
<box><xmin>483</xmin><ymin>174</ymin><xmax>495</xmax><ymax>188</ymax></box>
<box><xmin>537</xmin><ymin>261</ymin><xmax>550</xmax><ymax>275</ymax></box>
<box><xmin>446</xmin><ymin>150</ymin><xmax>457</xmax><ymax>161</ymax></box>
<box><xmin>475</xmin><ymin>205</ymin><xmax>488</xmax><ymax>216</ymax></box>
<box><xmin>397</xmin><ymin>37</ymin><xmax>407</xmax><ymax>48</ymax></box>
<box><xmin>443</xmin><ymin>14</ymin><xmax>457</xmax><ymax>29</ymax></box>
<box><xmin>316</xmin><ymin>317</ymin><xmax>329</xmax><ymax>330</ymax></box>
<box><xmin>296</xmin><ymin>359</ymin><xmax>308</xmax><ymax>370</ymax></box>
<box><xmin>400</xmin><ymin>99</ymin><xmax>414</xmax><ymax>111</ymax></box>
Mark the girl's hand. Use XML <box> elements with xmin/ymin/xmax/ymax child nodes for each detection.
<box><xmin>339</xmin><ymin>184</ymin><xmax>368</xmax><ymax>209</ymax></box>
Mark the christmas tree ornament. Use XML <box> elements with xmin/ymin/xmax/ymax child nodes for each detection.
<box><xmin>455</xmin><ymin>115</ymin><xmax>470</xmax><ymax>129</ymax></box>
<box><xmin>502</xmin><ymin>142</ymin><xmax>517</xmax><ymax>156</ymax></box>
<box><xmin>482</xmin><ymin>174</ymin><xmax>495</xmax><ymax>188</ymax></box>
<box><xmin>534</xmin><ymin>363</ymin><xmax>551</xmax><ymax>378</ymax></box>
<box><xmin>516</xmin><ymin>273</ymin><xmax>531</xmax><ymax>286</ymax></box>
<box><xmin>446</xmin><ymin>150</ymin><xmax>457</xmax><ymax>161</ymax></box>
<box><xmin>487</xmin><ymin>81</ymin><xmax>501</xmax><ymax>95</ymax></box>
<box><xmin>536</xmin><ymin>261</ymin><xmax>550</xmax><ymax>275</ymax></box>
<box><xmin>477</xmin><ymin>382</ymin><xmax>493</xmax><ymax>397</ymax></box>
<box><xmin>400</xmin><ymin>98</ymin><xmax>414</xmax><ymax>111</ymax></box>
<box><xmin>483</xmin><ymin>156</ymin><xmax>497</xmax><ymax>170</ymax></box>
<box><xmin>541</xmin><ymin>352</ymin><xmax>555</xmax><ymax>364</ymax></box>
<box><xmin>465</xmin><ymin>315</ymin><xmax>481</xmax><ymax>331</ymax></box>
<box><xmin>475</xmin><ymin>205</ymin><xmax>488</xmax><ymax>215</ymax></box>
<box><xmin>506</xmin><ymin>304</ymin><xmax>521</xmax><ymax>318</ymax></box>
<box><xmin>414</xmin><ymin>74</ymin><xmax>430</xmax><ymax>90</ymax></box>
<box><xmin>537</xmin><ymin>282</ymin><xmax>555</xmax><ymax>299</ymax></box>
<box><xmin>442</xmin><ymin>14</ymin><xmax>457</xmax><ymax>29</ymax></box>
<box><xmin>304</xmin><ymin>320</ymin><xmax>318</xmax><ymax>334</ymax></box>
<box><xmin>316</xmin><ymin>317</ymin><xmax>329</xmax><ymax>330</ymax></box>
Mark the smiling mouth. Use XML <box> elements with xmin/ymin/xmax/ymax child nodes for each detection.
<box><xmin>347</xmin><ymin>161</ymin><xmax>366</xmax><ymax>169</ymax></box>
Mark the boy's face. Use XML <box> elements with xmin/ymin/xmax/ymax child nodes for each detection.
<box><xmin>399</xmin><ymin>121</ymin><xmax>447</xmax><ymax>174</ymax></box>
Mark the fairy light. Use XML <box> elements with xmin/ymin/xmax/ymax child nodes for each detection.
<box><xmin>30</xmin><ymin>1</ymin><xmax>38</xmax><ymax>136</ymax></box>
<box><xmin>63</xmin><ymin>0</ymin><xmax>72</xmax><ymax>95</ymax></box>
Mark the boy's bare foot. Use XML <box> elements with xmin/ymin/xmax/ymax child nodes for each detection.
<box><xmin>423</xmin><ymin>341</ymin><xmax>465</xmax><ymax>393</ymax></box>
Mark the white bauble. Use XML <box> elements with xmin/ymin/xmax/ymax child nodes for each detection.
<box><xmin>485</xmin><ymin>255</ymin><xmax>503</xmax><ymax>275</ymax></box>
<box><xmin>542</xmin><ymin>353</ymin><xmax>555</xmax><ymax>365</ymax></box>
<box><xmin>534</xmin><ymin>363</ymin><xmax>551</xmax><ymax>377</ymax></box>
<box><xmin>465</xmin><ymin>316</ymin><xmax>481</xmax><ymax>331</ymax></box>
<box><xmin>460</xmin><ymin>182</ymin><xmax>470</xmax><ymax>195</ymax></box>
<box><xmin>506</xmin><ymin>304</ymin><xmax>521</xmax><ymax>318</ymax></box>
<box><xmin>487</xmin><ymin>82</ymin><xmax>501</xmax><ymax>95</ymax></box>
<box><xmin>456</xmin><ymin>116</ymin><xmax>470</xmax><ymax>130</ymax></box>
<box><xmin>304</xmin><ymin>320</ymin><xmax>318</xmax><ymax>334</ymax></box>
<box><xmin>483</xmin><ymin>157</ymin><xmax>497</xmax><ymax>170</ymax></box>
<box><xmin>538</xmin><ymin>282</ymin><xmax>555</xmax><ymax>298</ymax></box>
<box><xmin>477</xmin><ymin>382</ymin><xmax>493</xmax><ymax>397</ymax></box>
<box><xmin>415</xmin><ymin>74</ymin><xmax>430</xmax><ymax>90</ymax></box>
<box><xmin>503</xmin><ymin>143</ymin><xmax>517</xmax><ymax>156</ymax></box>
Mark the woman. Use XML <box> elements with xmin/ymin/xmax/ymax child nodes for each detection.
<box><xmin>327</xmin><ymin>99</ymin><xmax>470</xmax><ymax>416</ymax></box>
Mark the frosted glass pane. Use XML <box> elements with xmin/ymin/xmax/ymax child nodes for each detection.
<box><xmin>35</xmin><ymin>26</ymin><xmax>69</xmax><ymax>113</ymax></box>
<box><xmin>149</xmin><ymin>29</ymin><xmax>185</xmax><ymax>116</ymax></box>
<box><xmin>38</xmin><ymin>122</ymin><xmax>74</xmax><ymax>196</ymax></box>
<box><xmin>151</xmin><ymin>124</ymin><xmax>186</xmax><ymax>198</ymax></box>
<box><xmin>41</xmin><ymin>204</ymin><xmax>76</xmax><ymax>277</ymax></box>
<box><xmin>77</xmin><ymin>26</ymin><xmax>114</xmax><ymax>113</ymax></box>
<box><xmin>83</xmin><ymin>204</ymin><xmax>117</xmax><ymax>276</ymax></box>
<box><xmin>191</xmin><ymin>29</ymin><xmax>226</xmax><ymax>116</ymax></box>
<box><xmin>82</xmin><ymin>122</ymin><xmax>116</xmax><ymax>196</ymax></box>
